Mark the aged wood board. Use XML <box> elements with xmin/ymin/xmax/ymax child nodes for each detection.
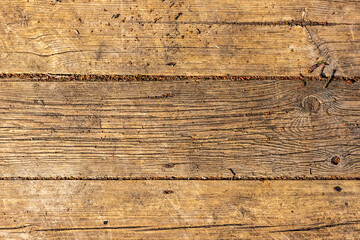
<box><xmin>0</xmin><ymin>0</ymin><xmax>360</xmax><ymax>239</ymax></box>
<box><xmin>0</xmin><ymin>0</ymin><xmax>359</xmax><ymax>76</ymax></box>
<box><xmin>0</xmin><ymin>77</ymin><xmax>358</xmax><ymax>178</ymax></box>
<box><xmin>0</xmin><ymin>180</ymin><xmax>358</xmax><ymax>239</ymax></box>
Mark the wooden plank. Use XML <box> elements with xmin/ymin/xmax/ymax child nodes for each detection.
<box><xmin>0</xmin><ymin>0</ymin><xmax>359</xmax><ymax>76</ymax></box>
<box><xmin>0</xmin><ymin>78</ymin><xmax>359</xmax><ymax>178</ymax></box>
<box><xmin>0</xmin><ymin>180</ymin><xmax>358</xmax><ymax>239</ymax></box>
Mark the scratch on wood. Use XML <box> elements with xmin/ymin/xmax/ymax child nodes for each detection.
<box><xmin>174</xmin><ymin>12</ymin><xmax>183</xmax><ymax>20</ymax></box>
<box><xmin>147</xmin><ymin>93</ymin><xmax>173</xmax><ymax>99</ymax></box>
<box><xmin>229</xmin><ymin>168</ymin><xmax>236</xmax><ymax>179</ymax></box>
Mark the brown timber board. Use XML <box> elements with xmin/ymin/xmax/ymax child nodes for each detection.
<box><xmin>0</xmin><ymin>0</ymin><xmax>359</xmax><ymax>76</ymax></box>
<box><xmin>1</xmin><ymin>1</ymin><xmax>360</xmax><ymax>239</ymax></box>
<box><xmin>0</xmin><ymin>77</ymin><xmax>359</xmax><ymax>178</ymax></box>
<box><xmin>0</xmin><ymin>180</ymin><xmax>358</xmax><ymax>239</ymax></box>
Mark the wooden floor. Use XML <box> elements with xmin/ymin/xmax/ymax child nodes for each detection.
<box><xmin>0</xmin><ymin>0</ymin><xmax>360</xmax><ymax>239</ymax></box>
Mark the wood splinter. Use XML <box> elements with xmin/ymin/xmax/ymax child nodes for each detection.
<box><xmin>308</xmin><ymin>60</ymin><xmax>329</xmax><ymax>74</ymax></box>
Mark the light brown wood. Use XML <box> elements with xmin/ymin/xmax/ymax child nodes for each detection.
<box><xmin>1</xmin><ymin>1</ymin><xmax>359</xmax><ymax>239</ymax></box>
<box><xmin>0</xmin><ymin>180</ymin><xmax>358</xmax><ymax>239</ymax></box>
<box><xmin>0</xmin><ymin>78</ymin><xmax>359</xmax><ymax>178</ymax></box>
<box><xmin>0</xmin><ymin>0</ymin><xmax>359</xmax><ymax>76</ymax></box>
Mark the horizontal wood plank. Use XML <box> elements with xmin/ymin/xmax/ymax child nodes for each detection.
<box><xmin>0</xmin><ymin>0</ymin><xmax>359</xmax><ymax>76</ymax></box>
<box><xmin>0</xmin><ymin>78</ymin><xmax>359</xmax><ymax>178</ymax></box>
<box><xmin>0</xmin><ymin>180</ymin><xmax>358</xmax><ymax>239</ymax></box>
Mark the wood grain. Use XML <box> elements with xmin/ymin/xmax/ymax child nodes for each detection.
<box><xmin>0</xmin><ymin>180</ymin><xmax>358</xmax><ymax>239</ymax></box>
<box><xmin>0</xmin><ymin>0</ymin><xmax>359</xmax><ymax>76</ymax></box>
<box><xmin>1</xmin><ymin>2</ymin><xmax>359</xmax><ymax>239</ymax></box>
<box><xmin>0</xmin><ymin>78</ymin><xmax>359</xmax><ymax>178</ymax></box>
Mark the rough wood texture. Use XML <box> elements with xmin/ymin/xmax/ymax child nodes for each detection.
<box><xmin>0</xmin><ymin>0</ymin><xmax>359</xmax><ymax>76</ymax></box>
<box><xmin>0</xmin><ymin>78</ymin><xmax>359</xmax><ymax>178</ymax></box>
<box><xmin>0</xmin><ymin>180</ymin><xmax>358</xmax><ymax>239</ymax></box>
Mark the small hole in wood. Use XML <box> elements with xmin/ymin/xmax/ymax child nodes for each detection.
<box><xmin>163</xmin><ymin>190</ymin><xmax>174</xmax><ymax>194</ymax></box>
<box><xmin>104</xmin><ymin>220</ymin><xmax>108</xmax><ymax>225</ymax></box>
<box><xmin>331</xmin><ymin>156</ymin><xmax>341</xmax><ymax>165</ymax></box>
<box><xmin>334</xmin><ymin>186</ymin><xmax>342</xmax><ymax>192</ymax></box>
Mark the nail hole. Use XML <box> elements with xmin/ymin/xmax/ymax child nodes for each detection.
<box><xmin>103</xmin><ymin>220</ymin><xmax>108</xmax><ymax>225</ymax></box>
<box><xmin>331</xmin><ymin>156</ymin><xmax>341</xmax><ymax>165</ymax></box>
<box><xmin>334</xmin><ymin>186</ymin><xmax>342</xmax><ymax>192</ymax></box>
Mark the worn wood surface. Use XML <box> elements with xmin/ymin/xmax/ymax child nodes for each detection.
<box><xmin>0</xmin><ymin>78</ymin><xmax>359</xmax><ymax>178</ymax></box>
<box><xmin>1</xmin><ymin>1</ymin><xmax>359</xmax><ymax>239</ymax></box>
<box><xmin>0</xmin><ymin>0</ymin><xmax>359</xmax><ymax>76</ymax></box>
<box><xmin>0</xmin><ymin>180</ymin><xmax>357</xmax><ymax>239</ymax></box>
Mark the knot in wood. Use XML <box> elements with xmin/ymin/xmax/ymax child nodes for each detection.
<box><xmin>303</xmin><ymin>96</ymin><xmax>321</xmax><ymax>114</ymax></box>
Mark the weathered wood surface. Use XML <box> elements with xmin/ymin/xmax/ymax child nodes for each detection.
<box><xmin>0</xmin><ymin>180</ymin><xmax>358</xmax><ymax>239</ymax></box>
<box><xmin>0</xmin><ymin>0</ymin><xmax>359</xmax><ymax>76</ymax></box>
<box><xmin>0</xmin><ymin>78</ymin><xmax>359</xmax><ymax>178</ymax></box>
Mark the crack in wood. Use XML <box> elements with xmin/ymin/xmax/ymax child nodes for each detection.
<box><xmin>0</xmin><ymin>225</ymin><xmax>31</xmax><ymax>230</ymax></box>
<box><xmin>271</xmin><ymin>220</ymin><xmax>360</xmax><ymax>233</ymax></box>
<box><xmin>136</xmin><ymin>224</ymin><xmax>273</xmax><ymax>232</ymax></box>
<box><xmin>6</xmin><ymin>221</ymin><xmax>360</xmax><ymax>235</ymax></box>
<box><xmin>35</xmin><ymin>226</ymin><xmax>148</xmax><ymax>232</ymax></box>
<box><xmin>11</xmin><ymin>50</ymin><xmax>88</xmax><ymax>58</ymax></box>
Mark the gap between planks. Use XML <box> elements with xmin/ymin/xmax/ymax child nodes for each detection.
<box><xmin>0</xmin><ymin>177</ymin><xmax>359</xmax><ymax>181</ymax></box>
<box><xmin>0</xmin><ymin>73</ymin><xmax>358</xmax><ymax>82</ymax></box>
